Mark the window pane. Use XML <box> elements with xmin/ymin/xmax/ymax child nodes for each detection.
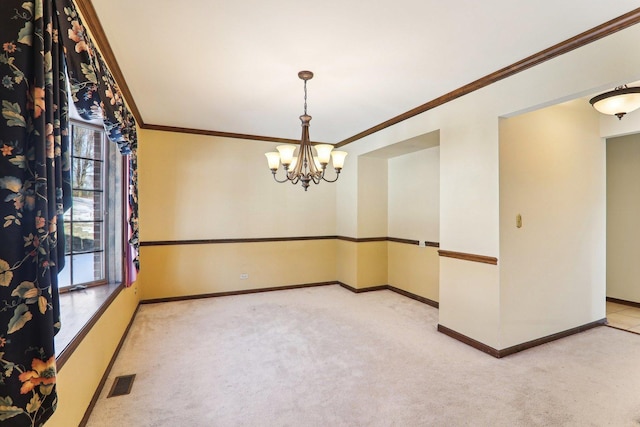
<box><xmin>63</xmin><ymin>222</ymin><xmax>71</xmax><ymax>255</ymax></box>
<box><xmin>72</xmin><ymin>252</ymin><xmax>104</xmax><ymax>284</ymax></box>
<box><xmin>72</xmin><ymin>221</ymin><xmax>103</xmax><ymax>253</ymax></box>
<box><xmin>72</xmin><ymin>158</ymin><xmax>102</xmax><ymax>190</ymax></box>
<box><xmin>58</xmin><ymin>256</ymin><xmax>71</xmax><ymax>287</ymax></box>
<box><xmin>72</xmin><ymin>126</ymin><xmax>103</xmax><ymax>160</ymax></box>
<box><xmin>71</xmin><ymin>190</ymin><xmax>103</xmax><ymax>221</ymax></box>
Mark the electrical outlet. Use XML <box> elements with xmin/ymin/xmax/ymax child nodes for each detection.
<box><xmin>240</xmin><ymin>273</ymin><xmax>249</xmax><ymax>280</ymax></box>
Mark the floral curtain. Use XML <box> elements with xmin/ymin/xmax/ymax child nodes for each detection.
<box><xmin>0</xmin><ymin>1</ymin><xmax>137</xmax><ymax>425</ymax></box>
<box><xmin>58</xmin><ymin>1</ymin><xmax>139</xmax><ymax>273</ymax></box>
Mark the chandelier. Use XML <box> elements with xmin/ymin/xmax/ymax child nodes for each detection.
<box><xmin>265</xmin><ymin>71</ymin><xmax>347</xmax><ymax>191</ymax></box>
<box><xmin>589</xmin><ymin>85</ymin><xmax>640</xmax><ymax>120</ymax></box>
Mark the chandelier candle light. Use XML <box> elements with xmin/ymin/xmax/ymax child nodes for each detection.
<box><xmin>265</xmin><ymin>71</ymin><xmax>347</xmax><ymax>191</ymax></box>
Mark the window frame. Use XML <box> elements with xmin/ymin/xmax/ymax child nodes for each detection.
<box><xmin>60</xmin><ymin>119</ymin><xmax>127</xmax><ymax>292</ymax></box>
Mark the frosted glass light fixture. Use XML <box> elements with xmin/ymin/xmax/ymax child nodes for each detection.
<box><xmin>589</xmin><ymin>85</ymin><xmax>640</xmax><ymax>120</ymax></box>
<box><xmin>265</xmin><ymin>71</ymin><xmax>347</xmax><ymax>191</ymax></box>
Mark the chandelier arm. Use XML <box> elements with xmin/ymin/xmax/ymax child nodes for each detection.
<box><xmin>272</xmin><ymin>170</ymin><xmax>291</xmax><ymax>183</ymax></box>
<box><xmin>309</xmin><ymin>173</ymin><xmax>322</xmax><ymax>185</ymax></box>
<box><xmin>321</xmin><ymin>169</ymin><xmax>341</xmax><ymax>183</ymax></box>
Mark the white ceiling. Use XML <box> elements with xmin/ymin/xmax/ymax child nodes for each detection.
<box><xmin>91</xmin><ymin>0</ymin><xmax>640</xmax><ymax>144</ymax></box>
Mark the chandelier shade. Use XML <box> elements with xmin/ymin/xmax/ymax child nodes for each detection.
<box><xmin>589</xmin><ymin>85</ymin><xmax>640</xmax><ymax>120</ymax></box>
<box><xmin>265</xmin><ymin>71</ymin><xmax>347</xmax><ymax>191</ymax></box>
<box><xmin>265</xmin><ymin>152</ymin><xmax>281</xmax><ymax>170</ymax></box>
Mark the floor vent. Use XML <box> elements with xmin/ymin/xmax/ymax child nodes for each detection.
<box><xmin>107</xmin><ymin>374</ymin><xmax>136</xmax><ymax>398</ymax></box>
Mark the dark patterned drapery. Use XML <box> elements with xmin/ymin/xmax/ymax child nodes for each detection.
<box><xmin>59</xmin><ymin>1</ymin><xmax>139</xmax><ymax>273</ymax></box>
<box><xmin>0</xmin><ymin>1</ymin><xmax>137</xmax><ymax>424</ymax></box>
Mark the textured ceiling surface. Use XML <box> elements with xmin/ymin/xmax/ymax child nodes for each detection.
<box><xmin>91</xmin><ymin>0</ymin><xmax>640</xmax><ymax>143</ymax></box>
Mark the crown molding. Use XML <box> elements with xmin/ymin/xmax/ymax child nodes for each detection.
<box><xmin>142</xmin><ymin>124</ymin><xmax>306</xmax><ymax>145</ymax></box>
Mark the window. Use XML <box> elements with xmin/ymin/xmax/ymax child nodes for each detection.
<box><xmin>59</xmin><ymin>121</ymin><xmax>123</xmax><ymax>290</ymax></box>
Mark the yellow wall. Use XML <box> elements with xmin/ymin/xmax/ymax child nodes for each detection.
<box><xmin>336</xmin><ymin>239</ymin><xmax>357</xmax><ymax>287</ymax></box>
<box><xmin>388</xmin><ymin>243</ymin><xmax>439</xmax><ymax>301</ymax></box>
<box><xmin>136</xmin><ymin>128</ymin><xmax>342</xmax><ymax>299</ymax></box>
<box><xmin>137</xmin><ymin>129</ymin><xmax>336</xmax><ymax>241</ymax></box>
<box><xmin>139</xmin><ymin>240</ymin><xmax>337</xmax><ymax>300</ymax></box>
<box><xmin>335</xmin><ymin>240</ymin><xmax>389</xmax><ymax>290</ymax></box>
<box><xmin>48</xmin><ymin>286</ymin><xmax>139</xmax><ymax>427</ymax></box>
<box><xmin>356</xmin><ymin>241</ymin><xmax>388</xmax><ymax>288</ymax></box>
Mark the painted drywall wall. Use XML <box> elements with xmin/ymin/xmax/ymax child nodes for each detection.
<box><xmin>339</xmin><ymin>102</ymin><xmax>503</xmax><ymax>346</ymax></box>
<box><xmin>388</xmin><ymin>147</ymin><xmax>440</xmax><ymax>242</ymax></box>
<box><xmin>356</xmin><ymin>241</ymin><xmax>388</xmax><ymax>288</ymax></box>
<box><xmin>341</xmin><ymin>146</ymin><xmax>440</xmax><ymax>292</ymax></box>
<box><xmin>336</xmin><ymin>239</ymin><xmax>357</xmax><ymax>286</ymax></box>
<box><xmin>388</xmin><ymin>244</ymin><xmax>439</xmax><ymax>302</ymax></box>
<box><xmin>138</xmin><ymin>129</ymin><xmax>336</xmax><ymax>241</ymax></box>
<box><xmin>138</xmin><ymin>240</ymin><xmax>337</xmax><ymax>301</ymax></box>
<box><xmin>499</xmin><ymin>100</ymin><xmax>605</xmax><ymax>348</ymax></box>
<box><xmin>599</xmin><ymin>117</ymin><xmax>640</xmax><ymax>311</ymax></box>
<box><xmin>607</xmin><ymin>134</ymin><xmax>640</xmax><ymax>303</ymax></box>
<box><xmin>335</xmin><ymin>240</ymin><xmax>388</xmax><ymax>290</ymax></box>
<box><xmin>342</xmin><ymin>106</ymin><xmax>500</xmax><ymax>257</ymax></box>
<box><xmin>335</xmin><ymin>154</ymin><xmax>358</xmax><ymax>238</ymax></box>
<box><xmin>357</xmin><ymin>156</ymin><xmax>388</xmax><ymax>237</ymax></box>
<box><xmin>337</xmin><ymin>156</ymin><xmax>388</xmax><ymax>290</ymax></box>
<box><xmin>48</xmin><ymin>286</ymin><xmax>139</xmax><ymax>426</ymax></box>
<box><xmin>136</xmin><ymin>129</ymin><xmax>338</xmax><ymax>297</ymax></box>
<box><xmin>386</xmin><ymin>147</ymin><xmax>440</xmax><ymax>300</ymax></box>
<box><xmin>339</xmin><ymin>24</ymin><xmax>640</xmax><ymax>259</ymax></box>
<box><xmin>438</xmin><ymin>258</ymin><xmax>501</xmax><ymax>348</ymax></box>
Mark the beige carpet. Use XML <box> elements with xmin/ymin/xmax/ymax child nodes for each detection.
<box><xmin>86</xmin><ymin>285</ymin><xmax>640</xmax><ymax>426</ymax></box>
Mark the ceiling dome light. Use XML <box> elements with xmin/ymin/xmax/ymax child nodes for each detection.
<box><xmin>589</xmin><ymin>85</ymin><xmax>640</xmax><ymax>120</ymax></box>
